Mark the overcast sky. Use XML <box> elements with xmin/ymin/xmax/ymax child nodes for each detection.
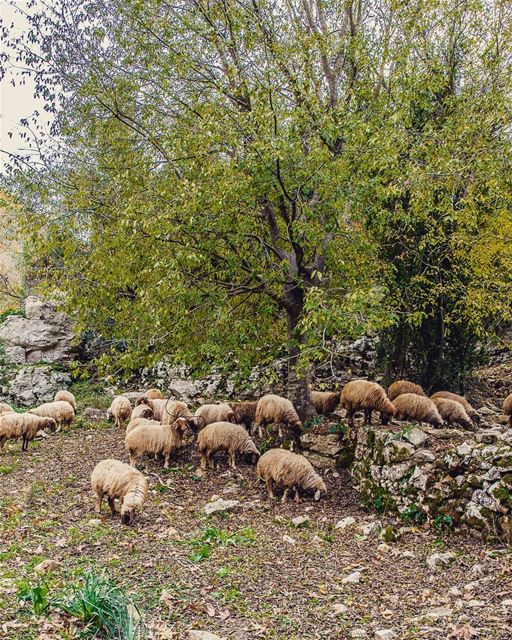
<box><xmin>0</xmin><ymin>1</ymin><xmax>50</xmax><ymax>173</ymax></box>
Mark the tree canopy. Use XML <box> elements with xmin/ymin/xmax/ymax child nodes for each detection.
<box><xmin>2</xmin><ymin>0</ymin><xmax>512</xmax><ymax>407</ymax></box>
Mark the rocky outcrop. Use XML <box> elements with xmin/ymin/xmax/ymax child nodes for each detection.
<box><xmin>340</xmin><ymin>421</ymin><xmax>512</xmax><ymax>542</ymax></box>
<box><xmin>4</xmin><ymin>365</ymin><xmax>72</xmax><ymax>407</ymax></box>
<box><xmin>0</xmin><ymin>296</ymin><xmax>75</xmax><ymax>365</ymax></box>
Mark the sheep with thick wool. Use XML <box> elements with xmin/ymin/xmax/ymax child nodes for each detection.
<box><xmin>91</xmin><ymin>459</ymin><xmax>148</xmax><ymax>525</ymax></box>
<box><xmin>393</xmin><ymin>393</ymin><xmax>444</xmax><ymax>428</ymax></box>
<box><xmin>197</xmin><ymin>422</ymin><xmax>260</xmax><ymax>470</ymax></box>
<box><xmin>135</xmin><ymin>398</ymin><xmax>168</xmax><ymax>421</ymax></box>
<box><xmin>311</xmin><ymin>391</ymin><xmax>339</xmax><ymax>415</ymax></box>
<box><xmin>0</xmin><ymin>402</ymin><xmax>14</xmax><ymax>415</ymax></box>
<box><xmin>229</xmin><ymin>401</ymin><xmax>258</xmax><ymax>431</ymax></box>
<box><xmin>29</xmin><ymin>400</ymin><xmax>75</xmax><ymax>430</ymax></box>
<box><xmin>430</xmin><ymin>391</ymin><xmax>480</xmax><ymax>425</ymax></box>
<box><xmin>387</xmin><ymin>380</ymin><xmax>426</xmax><ymax>402</ymax></box>
<box><xmin>125</xmin><ymin>417</ymin><xmax>187</xmax><ymax>468</ymax></box>
<box><xmin>432</xmin><ymin>397</ymin><xmax>473</xmax><ymax>430</ymax></box>
<box><xmin>340</xmin><ymin>380</ymin><xmax>394</xmax><ymax>427</ymax></box>
<box><xmin>257</xmin><ymin>448</ymin><xmax>327</xmax><ymax>503</ymax></box>
<box><xmin>194</xmin><ymin>403</ymin><xmax>236</xmax><ymax>429</ymax></box>
<box><xmin>162</xmin><ymin>400</ymin><xmax>194</xmax><ymax>428</ymax></box>
<box><xmin>131</xmin><ymin>404</ymin><xmax>154</xmax><ymax>420</ymax></box>
<box><xmin>503</xmin><ymin>393</ymin><xmax>512</xmax><ymax>427</ymax></box>
<box><xmin>125</xmin><ymin>417</ymin><xmax>160</xmax><ymax>435</ymax></box>
<box><xmin>255</xmin><ymin>394</ymin><xmax>302</xmax><ymax>439</ymax></box>
<box><xmin>107</xmin><ymin>396</ymin><xmax>132</xmax><ymax>428</ymax></box>
<box><xmin>0</xmin><ymin>413</ymin><xmax>56</xmax><ymax>451</ymax></box>
<box><xmin>54</xmin><ymin>390</ymin><xmax>76</xmax><ymax>411</ymax></box>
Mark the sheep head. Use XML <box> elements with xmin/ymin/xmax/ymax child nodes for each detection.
<box><xmin>45</xmin><ymin>418</ymin><xmax>57</xmax><ymax>433</ymax></box>
<box><xmin>121</xmin><ymin>506</ymin><xmax>136</xmax><ymax>526</ymax></box>
<box><xmin>314</xmin><ymin>476</ymin><xmax>327</xmax><ymax>500</ymax></box>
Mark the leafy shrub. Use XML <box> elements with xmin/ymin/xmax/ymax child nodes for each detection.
<box><xmin>187</xmin><ymin>526</ymin><xmax>257</xmax><ymax>563</ymax></box>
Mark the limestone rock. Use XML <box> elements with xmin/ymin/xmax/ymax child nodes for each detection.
<box><xmin>0</xmin><ymin>296</ymin><xmax>75</xmax><ymax>365</ymax></box>
<box><xmin>404</xmin><ymin>428</ymin><xmax>428</xmax><ymax>447</ymax></box>
<box><xmin>383</xmin><ymin>441</ymin><xmax>415</xmax><ymax>464</ymax></box>
<box><xmin>34</xmin><ymin>559</ymin><xmax>60</xmax><ymax>574</ymax></box>
<box><xmin>375</xmin><ymin>631</ymin><xmax>395</xmax><ymax>640</ymax></box>
<box><xmin>202</xmin><ymin>499</ymin><xmax>239</xmax><ymax>516</ymax></box>
<box><xmin>301</xmin><ymin>433</ymin><xmax>342</xmax><ymax>456</ymax></box>
<box><xmin>335</xmin><ymin>516</ymin><xmax>356</xmax><ymax>530</ymax></box>
<box><xmin>342</xmin><ymin>570</ymin><xmax>362</xmax><ymax>584</ymax></box>
<box><xmin>188</xmin><ymin>632</ymin><xmax>223</xmax><ymax>640</ymax></box>
<box><xmin>7</xmin><ymin>365</ymin><xmax>72</xmax><ymax>407</ymax></box>
<box><xmin>426</xmin><ymin>552</ymin><xmax>456</xmax><ymax>570</ymax></box>
<box><xmin>83</xmin><ymin>407</ymin><xmax>108</xmax><ymax>422</ymax></box>
<box><xmin>291</xmin><ymin>516</ymin><xmax>310</xmax><ymax>528</ymax></box>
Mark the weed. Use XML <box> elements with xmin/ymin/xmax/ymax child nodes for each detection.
<box><xmin>187</xmin><ymin>526</ymin><xmax>257</xmax><ymax>563</ymax></box>
<box><xmin>17</xmin><ymin>580</ymin><xmax>51</xmax><ymax>614</ymax></box>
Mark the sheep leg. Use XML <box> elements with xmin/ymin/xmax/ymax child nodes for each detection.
<box><xmin>55</xmin><ymin>422</ymin><xmax>61</xmax><ymax>433</ymax></box>
<box><xmin>163</xmin><ymin>452</ymin><xmax>170</xmax><ymax>468</ymax></box>
<box><xmin>200</xmin><ymin>452</ymin><xmax>207</xmax><ymax>470</ymax></box>
<box><xmin>129</xmin><ymin>451</ymin><xmax>137</xmax><ymax>467</ymax></box>
<box><xmin>22</xmin><ymin>437</ymin><xmax>28</xmax><ymax>451</ymax></box>
<box><xmin>107</xmin><ymin>497</ymin><xmax>117</xmax><ymax>515</ymax></box>
<box><xmin>229</xmin><ymin>451</ymin><xmax>237</xmax><ymax>469</ymax></box>
<box><xmin>347</xmin><ymin>409</ymin><xmax>354</xmax><ymax>428</ymax></box>
<box><xmin>95</xmin><ymin>494</ymin><xmax>103</xmax><ymax>513</ymax></box>
<box><xmin>281</xmin><ymin>487</ymin><xmax>290</xmax><ymax>503</ymax></box>
<box><xmin>294</xmin><ymin>487</ymin><xmax>301</xmax><ymax>504</ymax></box>
<box><xmin>278</xmin><ymin>424</ymin><xmax>283</xmax><ymax>439</ymax></box>
<box><xmin>266</xmin><ymin>478</ymin><xmax>275</xmax><ymax>499</ymax></box>
<box><xmin>257</xmin><ymin>423</ymin><xmax>263</xmax><ymax>438</ymax></box>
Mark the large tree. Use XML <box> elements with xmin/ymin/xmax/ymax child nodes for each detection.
<box><xmin>2</xmin><ymin>0</ymin><xmax>512</xmax><ymax>408</ymax></box>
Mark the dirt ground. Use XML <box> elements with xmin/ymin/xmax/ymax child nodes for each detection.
<box><xmin>1</xmin><ymin>417</ymin><xmax>511</xmax><ymax>640</ymax></box>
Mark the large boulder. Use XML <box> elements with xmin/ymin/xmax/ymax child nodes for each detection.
<box><xmin>0</xmin><ymin>296</ymin><xmax>75</xmax><ymax>365</ymax></box>
<box><xmin>6</xmin><ymin>365</ymin><xmax>72</xmax><ymax>407</ymax></box>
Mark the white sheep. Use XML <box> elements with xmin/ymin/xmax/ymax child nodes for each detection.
<box><xmin>197</xmin><ymin>421</ymin><xmax>260</xmax><ymax>470</ymax></box>
<box><xmin>0</xmin><ymin>413</ymin><xmax>57</xmax><ymax>451</ymax></box>
<box><xmin>255</xmin><ymin>394</ymin><xmax>302</xmax><ymax>439</ymax></box>
<box><xmin>54</xmin><ymin>390</ymin><xmax>77</xmax><ymax>411</ymax></box>
<box><xmin>107</xmin><ymin>396</ymin><xmax>132</xmax><ymax>428</ymax></box>
<box><xmin>91</xmin><ymin>458</ymin><xmax>148</xmax><ymax>525</ymax></box>
<box><xmin>125</xmin><ymin>417</ymin><xmax>188</xmax><ymax>468</ymax></box>
<box><xmin>29</xmin><ymin>400</ymin><xmax>75</xmax><ymax>431</ymax></box>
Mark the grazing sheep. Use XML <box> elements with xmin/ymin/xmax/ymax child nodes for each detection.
<box><xmin>144</xmin><ymin>388</ymin><xmax>164</xmax><ymax>400</ymax></box>
<box><xmin>194</xmin><ymin>403</ymin><xmax>236</xmax><ymax>429</ymax></box>
<box><xmin>54</xmin><ymin>390</ymin><xmax>76</xmax><ymax>411</ymax></box>
<box><xmin>340</xmin><ymin>380</ymin><xmax>395</xmax><ymax>427</ymax></box>
<box><xmin>0</xmin><ymin>402</ymin><xmax>14</xmax><ymax>415</ymax></box>
<box><xmin>393</xmin><ymin>393</ymin><xmax>444</xmax><ymax>428</ymax></box>
<box><xmin>255</xmin><ymin>394</ymin><xmax>302</xmax><ymax>440</ymax></box>
<box><xmin>131</xmin><ymin>403</ymin><xmax>154</xmax><ymax>420</ymax></box>
<box><xmin>229</xmin><ymin>401</ymin><xmax>258</xmax><ymax>431</ymax></box>
<box><xmin>135</xmin><ymin>398</ymin><xmax>167</xmax><ymax>421</ymax></box>
<box><xmin>161</xmin><ymin>399</ymin><xmax>194</xmax><ymax>428</ymax></box>
<box><xmin>503</xmin><ymin>393</ymin><xmax>512</xmax><ymax>427</ymax></box>
<box><xmin>107</xmin><ymin>396</ymin><xmax>132</xmax><ymax>428</ymax></box>
<box><xmin>311</xmin><ymin>391</ymin><xmax>340</xmax><ymax>415</ymax></box>
<box><xmin>257</xmin><ymin>448</ymin><xmax>327</xmax><ymax>503</ymax></box>
<box><xmin>125</xmin><ymin>417</ymin><xmax>188</xmax><ymax>468</ymax></box>
<box><xmin>0</xmin><ymin>413</ymin><xmax>57</xmax><ymax>451</ymax></box>
<box><xmin>431</xmin><ymin>391</ymin><xmax>480</xmax><ymax>425</ymax></box>
<box><xmin>387</xmin><ymin>380</ymin><xmax>426</xmax><ymax>402</ymax></box>
<box><xmin>125</xmin><ymin>417</ymin><xmax>160</xmax><ymax>435</ymax></box>
<box><xmin>29</xmin><ymin>400</ymin><xmax>75</xmax><ymax>430</ymax></box>
<box><xmin>432</xmin><ymin>397</ymin><xmax>474</xmax><ymax>430</ymax></box>
<box><xmin>91</xmin><ymin>459</ymin><xmax>148</xmax><ymax>525</ymax></box>
<box><xmin>197</xmin><ymin>421</ymin><xmax>260</xmax><ymax>470</ymax></box>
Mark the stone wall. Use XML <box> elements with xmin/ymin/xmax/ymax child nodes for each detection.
<box><xmin>340</xmin><ymin>420</ymin><xmax>512</xmax><ymax>543</ymax></box>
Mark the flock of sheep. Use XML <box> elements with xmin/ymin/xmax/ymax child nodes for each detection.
<box><xmin>1</xmin><ymin>379</ymin><xmax>512</xmax><ymax>527</ymax></box>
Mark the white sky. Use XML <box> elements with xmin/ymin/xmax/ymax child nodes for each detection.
<box><xmin>0</xmin><ymin>1</ymin><xmax>50</xmax><ymax>173</ymax></box>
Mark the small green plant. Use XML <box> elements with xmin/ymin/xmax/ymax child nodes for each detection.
<box><xmin>304</xmin><ymin>415</ymin><xmax>323</xmax><ymax>428</ymax></box>
<box><xmin>402</xmin><ymin>503</ymin><xmax>426</xmax><ymax>523</ymax></box>
<box><xmin>328</xmin><ymin>422</ymin><xmax>346</xmax><ymax>437</ymax></box>
<box><xmin>55</xmin><ymin>571</ymin><xmax>143</xmax><ymax>640</ymax></box>
<box><xmin>17</xmin><ymin>580</ymin><xmax>51</xmax><ymax>615</ymax></box>
<box><xmin>187</xmin><ymin>526</ymin><xmax>257</xmax><ymax>563</ymax></box>
<box><xmin>433</xmin><ymin>514</ymin><xmax>454</xmax><ymax>532</ymax></box>
<box><xmin>258</xmin><ymin>437</ymin><xmax>273</xmax><ymax>455</ymax></box>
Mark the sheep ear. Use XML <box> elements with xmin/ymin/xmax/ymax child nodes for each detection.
<box><xmin>314</xmin><ymin>489</ymin><xmax>321</xmax><ymax>501</ymax></box>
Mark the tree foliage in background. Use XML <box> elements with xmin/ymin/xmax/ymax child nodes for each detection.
<box><xmin>2</xmin><ymin>0</ymin><xmax>512</xmax><ymax>407</ymax></box>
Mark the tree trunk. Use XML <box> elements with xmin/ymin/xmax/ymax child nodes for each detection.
<box><xmin>285</xmin><ymin>285</ymin><xmax>316</xmax><ymax>423</ymax></box>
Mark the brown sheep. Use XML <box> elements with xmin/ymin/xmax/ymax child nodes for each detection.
<box><xmin>229</xmin><ymin>401</ymin><xmax>258</xmax><ymax>431</ymax></box>
<box><xmin>91</xmin><ymin>459</ymin><xmax>148</xmax><ymax>525</ymax></box>
<box><xmin>0</xmin><ymin>402</ymin><xmax>14</xmax><ymax>415</ymax></box>
<box><xmin>431</xmin><ymin>397</ymin><xmax>474</xmax><ymax>430</ymax></box>
<box><xmin>257</xmin><ymin>448</ymin><xmax>327</xmax><ymax>503</ymax></box>
<box><xmin>194</xmin><ymin>403</ymin><xmax>236</xmax><ymax>429</ymax></box>
<box><xmin>144</xmin><ymin>388</ymin><xmax>164</xmax><ymax>400</ymax></box>
<box><xmin>197</xmin><ymin>422</ymin><xmax>260</xmax><ymax>470</ymax></box>
<box><xmin>340</xmin><ymin>380</ymin><xmax>395</xmax><ymax>427</ymax></box>
<box><xmin>503</xmin><ymin>393</ymin><xmax>512</xmax><ymax>428</ymax></box>
<box><xmin>387</xmin><ymin>380</ymin><xmax>426</xmax><ymax>402</ymax></box>
<box><xmin>393</xmin><ymin>393</ymin><xmax>444</xmax><ymax>428</ymax></box>
<box><xmin>161</xmin><ymin>399</ymin><xmax>194</xmax><ymax>429</ymax></box>
<box><xmin>125</xmin><ymin>417</ymin><xmax>188</xmax><ymax>468</ymax></box>
<box><xmin>0</xmin><ymin>413</ymin><xmax>57</xmax><ymax>451</ymax></box>
<box><xmin>311</xmin><ymin>391</ymin><xmax>340</xmax><ymax>415</ymax></box>
<box><xmin>131</xmin><ymin>404</ymin><xmax>154</xmax><ymax>420</ymax></box>
<box><xmin>107</xmin><ymin>396</ymin><xmax>132</xmax><ymax>428</ymax></box>
<box><xmin>135</xmin><ymin>398</ymin><xmax>167</xmax><ymax>421</ymax></box>
<box><xmin>54</xmin><ymin>390</ymin><xmax>76</xmax><ymax>411</ymax></box>
<box><xmin>29</xmin><ymin>400</ymin><xmax>75</xmax><ymax>430</ymax></box>
<box><xmin>255</xmin><ymin>394</ymin><xmax>302</xmax><ymax>440</ymax></box>
<box><xmin>430</xmin><ymin>391</ymin><xmax>480</xmax><ymax>425</ymax></box>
